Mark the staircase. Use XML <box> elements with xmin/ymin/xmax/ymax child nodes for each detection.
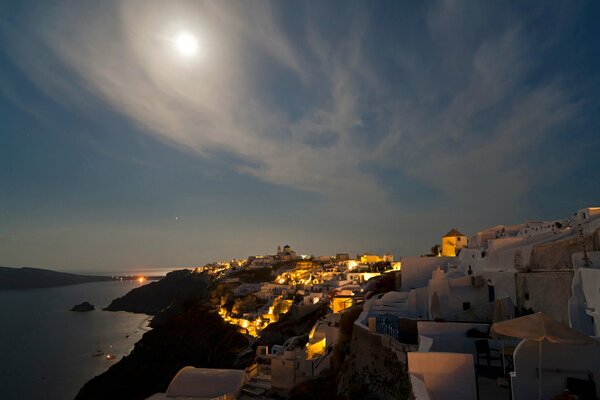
<box><xmin>240</xmin><ymin>374</ymin><xmax>272</xmax><ymax>399</ymax></box>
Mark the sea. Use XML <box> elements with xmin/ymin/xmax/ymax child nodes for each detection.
<box><xmin>0</xmin><ymin>274</ymin><xmax>170</xmax><ymax>400</ymax></box>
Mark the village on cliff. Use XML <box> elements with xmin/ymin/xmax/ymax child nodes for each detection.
<box><xmin>145</xmin><ymin>207</ymin><xmax>600</xmax><ymax>400</ymax></box>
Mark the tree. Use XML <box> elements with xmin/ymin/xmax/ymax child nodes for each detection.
<box><xmin>430</xmin><ymin>244</ymin><xmax>441</xmax><ymax>257</ymax></box>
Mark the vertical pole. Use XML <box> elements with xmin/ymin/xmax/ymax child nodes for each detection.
<box><xmin>538</xmin><ymin>340</ymin><xmax>542</xmax><ymax>400</ymax></box>
<box><xmin>502</xmin><ymin>342</ymin><xmax>506</xmax><ymax>375</ymax></box>
<box><xmin>476</xmin><ymin>365</ymin><xmax>480</xmax><ymax>400</ymax></box>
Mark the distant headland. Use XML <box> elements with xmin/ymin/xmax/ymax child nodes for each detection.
<box><xmin>0</xmin><ymin>266</ymin><xmax>163</xmax><ymax>290</ymax></box>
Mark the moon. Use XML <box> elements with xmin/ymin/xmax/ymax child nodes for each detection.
<box><xmin>175</xmin><ymin>32</ymin><xmax>198</xmax><ymax>57</ymax></box>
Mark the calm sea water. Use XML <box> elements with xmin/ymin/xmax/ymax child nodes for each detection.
<box><xmin>0</xmin><ymin>281</ymin><xmax>152</xmax><ymax>400</ymax></box>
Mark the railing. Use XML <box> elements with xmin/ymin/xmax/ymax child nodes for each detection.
<box><xmin>246</xmin><ymin>362</ymin><xmax>260</xmax><ymax>378</ymax></box>
<box><xmin>536</xmin><ymin>368</ymin><xmax>594</xmax><ymax>378</ymax></box>
<box><xmin>311</xmin><ymin>345</ymin><xmax>333</xmax><ymax>376</ymax></box>
<box><xmin>376</xmin><ymin>314</ymin><xmax>401</xmax><ymax>341</ymax></box>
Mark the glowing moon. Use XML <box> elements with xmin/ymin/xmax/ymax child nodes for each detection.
<box><xmin>175</xmin><ymin>32</ymin><xmax>198</xmax><ymax>57</ymax></box>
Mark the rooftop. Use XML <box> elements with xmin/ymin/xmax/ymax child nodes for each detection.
<box><xmin>443</xmin><ymin>228</ymin><xmax>465</xmax><ymax>237</ymax></box>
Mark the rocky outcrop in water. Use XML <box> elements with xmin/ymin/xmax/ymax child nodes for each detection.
<box><xmin>70</xmin><ymin>301</ymin><xmax>95</xmax><ymax>312</ymax></box>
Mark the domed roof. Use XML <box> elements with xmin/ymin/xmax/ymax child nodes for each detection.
<box><xmin>166</xmin><ymin>367</ymin><xmax>246</xmax><ymax>398</ymax></box>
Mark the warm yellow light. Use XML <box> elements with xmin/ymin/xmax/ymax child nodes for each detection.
<box><xmin>306</xmin><ymin>338</ymin><xmax>327</xmax><ymax>359</ymax></box>
<box><xmin>362</xmin><ymin>272</ymin><xmax>380</xmax><ymax>281</ymax></box>
<box><xmin>138</xmin><ymin>277</ymin><xmax>145</xmax><ymax>283</ymax></box>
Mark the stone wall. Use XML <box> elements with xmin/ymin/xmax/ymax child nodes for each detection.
<box><xmin>337</xmin><ymin>323</ymin><xmax>409</xmax><ymax>400</ymax></box>
<box><xmin>515</xmin><ymin>271</ymin><xmax>574</xmax><ymax>323</ymax></box>
<box><xmin>528</xmin><ymin>229</ymin><xmax>600</xmax><ymax>271</ymax></box>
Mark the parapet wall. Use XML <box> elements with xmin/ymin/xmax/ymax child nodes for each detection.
<box><xmin>337</xmin><ymin>322</ymin><xmax>410</xmax><ymax>400</ymax></box>
<box><xmin>400</xmin><ymin>256</ymin><xmax>452</xmax><ymax>291</ymax></box>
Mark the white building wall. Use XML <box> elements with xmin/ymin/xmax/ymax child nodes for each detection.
<box><xmin>270</xmin><ymin>357</ymin><xmax>296</xmax><ymax>390</ymax></box>
<box><xmin>408</xmin><ymin>287</ymin><xmax>430</xmax><ymax>319</ymax></box>
<box><xmin>479</xmin><ymin>271</ymin><xmax>517</xmax><ymax>304</ymax></box>
<box><xmin>459</xmin><ymin>229</ymin><xmax>575</xmax><ymax>273</ymax></box>
<box><xmin>408</xmin><ymin>352</ymin><xmax>477</xmax><ymax>400</ymax></box>
<box><xmin>577</xmin><ymin>207</ymin><xmax>600</xmax><ymax>222</ymax></box>
<box><xmin>417</xmin><ymin>321</ymin><xmax>490</xmax><ymax>355</ymax></box>
<box><xmin>401</xmin><ymin>257</ymin><xmax>452</xmax><ymax>291</ymax></box>
<box><xmin>572</xmin><ymin>251</ymin><xmax>600</xmax><ymax>268</ymax></box>
<box><xmin>569</xmin><ymin>268</ymin><xmax>596</xmax><ymax>335</ymax></box>
<box><xmin>445</xmin><ymin>277</ymin><xmax>491</xmax><ymax>318</ymax></box>
<box><xmin>580</xmin><ymin>214</ymin><xmax>600</xmax><ymax>235</ymax></box>
<box><xmin>233</xmin><ymin>283</ymin><xmax>261</xmax><ymax>297</ymax></box>
<box><xmin>511</xmin><ymin>339</ymin><xmax>600</xmax><ymax>400</ymax></box>
<box><xmin>455</xmin><ymin>249</ymin><xmax>487</xmax><ymax>272</ymax></box>
<box><xmin>516</xmin><ymin>221</ymin><xmax>560</xmax><ymax>238</ymax></box>
<box><xmin>569</xmin><ymin>267</ymin><xmax>600</xmax><ymax>336</ymax></box>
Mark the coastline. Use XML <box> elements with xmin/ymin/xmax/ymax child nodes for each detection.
<box><xmin>137</xmin><ymin>315</ymin><xmax>153</xmax><ymax>332</ymax></box>
<box><xmin>0</xmin><ymin>281</ymin><xmax>152</xmax><ymax>400</ymax></box>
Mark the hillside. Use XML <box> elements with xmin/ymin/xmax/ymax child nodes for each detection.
<box><xmin>75</xmin><ymin>302</ymin><xmax>250</xmax><ymax>400</ymax></box>
<box><xmin>0</xmin><ymin>266</ymin><xmax>114</xmax><ymax>290</ymax></box>
<box><xmin>104</xmin><ymin>269</ymin><xmax>210</xmax><ymax>316</ymax></box>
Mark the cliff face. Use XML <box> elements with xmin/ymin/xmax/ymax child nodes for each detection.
<box><xmin>79</xmin><ymin>270</ymin><xmax>342</xmax><ymax>399</ymax></box>
<box><xmin>105</xmin><ymin>269</ymin><xmax>210</xmax><ymax>316</ymax></box>
<box><xmin>76</xmin><ymin>269</ymin><xmax>255</xmax><ymax>400</ymax></box>
<box><xmin>75</xmin><ymin>302</ymin><xmax>250</xmax><ymax>400</ymax></box>
<box><xmin>254</xmin><ymin>303</ymin><xmax>329</xmax><ymax>348</ymax></box>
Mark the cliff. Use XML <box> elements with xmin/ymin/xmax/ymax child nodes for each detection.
<box><xmin>75</xmin><ymin>302</ymin><xmax>250</xmax><ymax>400</ymax></box>
<box><xmin>254</xmin><ymin>302</ymin><xmax>329</xmax><ymax>348</ymax></box>
<box><xmin>79</xmin><ymin>270</ymin><xmax>330</xmax><ymax>399</ymax></box>
<box><xmin>104</xmin><ymin>269</ymin><xmax>210</xmax><ymax>316</ymax></box>
<box><xmin>0</xmin><ymin>266</ymin><xmax>113</xmax><ymax>290</ymax></box>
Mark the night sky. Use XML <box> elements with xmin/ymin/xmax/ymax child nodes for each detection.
<box><xmin>1</xmin><ymin>1</ymin><xmax>599</xmax><ymax>272</ymax></box>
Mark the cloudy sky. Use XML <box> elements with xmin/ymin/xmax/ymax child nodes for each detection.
<box><xmin>1</xmin><ymin>0</ymin><xmax>599</xmax><ymax>272</ymax></box>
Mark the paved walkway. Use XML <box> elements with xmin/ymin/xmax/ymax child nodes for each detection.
<box><xmin>478</xmin><ymin>377</ymin><xmax>510</xmax><ymax>400</ymax></box>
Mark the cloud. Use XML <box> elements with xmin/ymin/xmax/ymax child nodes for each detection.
<box><xmin>3</xmin><ymin>0</ymin><xmax>583</xmax><ymax>232</ymax></box>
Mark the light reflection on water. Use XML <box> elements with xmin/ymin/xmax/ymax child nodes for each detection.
<box><xmin>85</xmin><ymin>268</ymin><xmax>174</xmax><ymax>278</ymax></box>
<box><xmin>0</xmin><ymin>281</ymin><xmax>151</xmax><ymax>400</ymax></box>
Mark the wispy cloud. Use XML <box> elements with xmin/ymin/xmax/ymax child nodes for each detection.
<box><xmin>3</xmin><ymin>0</ymin><xmax>585</xmax><ymax>232</ymax></box>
